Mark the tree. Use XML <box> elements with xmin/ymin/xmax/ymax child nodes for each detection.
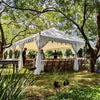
<box><xmin>0</xmin><ymin>0</ymin><xmax>58</xmax><ymax>59</ymax></box>
<box><xmin>0</xmin><ymin>0</ymin><xmax>100</xmax><ymax>73</ymax></box>
<box><xmin>33</xmin><ymin>0</ymin><xmax>99</xmax><ymax>73</ymax></box>
<box><xmin>51</xmin><ymin>0</ymin><xmax>100</xmax><ymax>73</ymax></box>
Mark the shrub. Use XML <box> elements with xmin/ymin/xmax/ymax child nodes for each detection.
<box><xmin>65</xmin><ymin>49</ymin><xmax>74</xmax><ymax>57</ymax></box>
<box><xmin>77</xmin><ymin>48</ymin><xmax>83</xmax><ymax>57</ymax></box>
<box><xmin>45</xmin><ymin>50</ymin><xmax>53</xmax><ymax>58</ymax></box>
<box><xmin>14</xmin><ymin>50</ymin><xmax>20</xmax><ymax>58</ymax></box>
<box><xmin>56</xmin><ymin>50</ymin><xmax>62</xmax><ymax>57</ymax></box>
<box><xmin>27</xmin><ymin>51</ymin><xmax>37</xmax><ymax>58</ymax></box>
<box><xmin>4</xmin><ymin>51</ymin><xmax>7</xmax><ymax>59</ymax></box>
<box><xmin>9</xmin><ymin>50</ymin><xmax>13</xmax><ymax>58</ymax></box>
<box><xmin>45</xmin><ymin>50</ymin><xmax>63</xmax><ymax>58</ymax></box>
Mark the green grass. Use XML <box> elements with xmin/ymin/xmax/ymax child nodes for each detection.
<box><xmin>0</xmin><ymin>65</ymin><xmax>100</xmax><ymax>100</ymax></box>
<box><xmin>46</xmin><ymin>86</ymin><xmax>100</xmax><ymax>100</ymax></box>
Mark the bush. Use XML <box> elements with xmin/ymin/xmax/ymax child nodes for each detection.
<box><xmin>9</xmin><ymin>50</ymin><xmax>13</xmax><ymax>58</ymax></box>
<box><xmin>77</xmin><ymin>48</ymin><xmax>83</xmax><ymax>57</ymax></box>
<box><xmin>65</xmin><ymin>49</ymin><xmax>74</xmax><ymax>57</ymax></box>
<box><xmin>56</xmin><ymin>50</ymin><xmax>62</xmax><ymax>57</ymax></box>
<box><xmin>45</xmin><ymin>50</ymin><xmax>53</xmax><ymax>58</ymax></box>
<box><xmin>27</xmin><ymin>51</ymin><xmax>37</xmax><ymax>58</ymax></box>
<box><xmin>14</xmin><ymin>50</ymin><xmax>20</xmax><ymax>58</ymax></box>
<box><xmin>4</xmin><ymin>51</ymin><xmax>7</xmax><ymax>59</ymax></box>
<box><xmin>45</xmin><ymin>50</ymin><xmax>63</xmax><ymax>58</ymax></box>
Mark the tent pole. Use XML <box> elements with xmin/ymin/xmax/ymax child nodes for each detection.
<box><xmin>34</xmin><ymin>34</ymin><xmax>42</xmax><ymax>75</ymax></box>
<box><xmin>7</xmin><ymin>49</ymin><xmax>10</xmax><ymax>59</ymax></box>
<box><xmin>12</xmin><ymin>45</ymin><xmax>15</xmax><ymax>59</ymax></box>
<box><xmin>61</xmin><ymin>49</ymin><xmax>65</xmax><ymax>58</ymax></box>
<box><xmin>2</xmin><ymin>50</ymin><xmax>5</xmax><ymax>59</ymax></box>
<box><xmin>72</xmin><ymin>43</ymin><xmax>80</xmax><ymax>71</ymax></box>
<box><xmin>19</xmin><ymin>44</ymin><xmax>24</xmax><ymax>69</ymax></box>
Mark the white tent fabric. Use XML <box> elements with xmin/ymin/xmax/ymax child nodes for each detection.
<box><xmin>19</xmin><ymin>43</ymin><xmax>24</xmax><ymax>69</ymax></box>
<box><xmin>13</xmin><ymin>28</ymin><xmax>85</xmax><ymax>51</ymax></box>
<box><xmin>72</xmin><ymin>43</ymin><xmax>82</xmax><ymax>71</ymax></box>
<box><xmin>5</xmin><ymin>27</ymin><xmax>85</xmax><ymax>75</ymax></box>
<box><xmin>34</xmin><ymin>35</ymin><xmax>49</xmax><ymax>75</ymax></box>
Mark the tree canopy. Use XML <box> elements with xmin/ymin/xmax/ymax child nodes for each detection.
<box><xmin>0</xmin><ymin>0</ymin><xmax>100</xmax><ymax>72</ymax></box>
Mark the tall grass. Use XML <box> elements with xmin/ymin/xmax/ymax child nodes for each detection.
<box><xmin>0</xmin><ymin>69</ymin><xmax>32</xmax><ymax>100</ymax></box>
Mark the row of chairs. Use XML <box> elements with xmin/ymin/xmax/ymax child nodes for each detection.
<box><xmin>44</xmin><ymin>59</ymin><xmax>87</xmax><ymax>72</ymax></box>
<box><xmin>24</xmin><ymin>58</ymin><xmax>87</xmax><ymax>71</ymax></box>
<box><xmin>44</xmin><ymin>60</ymin><xmax>74</xmax><ymax>72</ymax></box>
<box><xmin>45</xmin><ymin>58</ymin><xmax>75</xmax><ymax>60</ymax></box>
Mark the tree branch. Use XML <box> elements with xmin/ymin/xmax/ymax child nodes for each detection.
<box><xmin>56</xmin><ymin>9</ymin><xmax>82</xmax><ymax>32</ymax></box>
<box><xmin>56</xmin><ymin>8</ymin><xmax>92</xmax><ymax>49</ymax></box>
<box><xmin>2</xmin><ymin>1</ymin><xmax>41</xmax><ymax>13</ymax></box>
<box><xmin>0</xmin><ymin>5</ymin><xmax>5</xmax><ymax>15</ymax></box>
<box><xmin>3</xmin><ymin>29</ymin><xmax>27</xmax><ymax>48</ymax></box>
<box><xmin>3</xmin><ymin>15</ymin><xmax>44</xmax><ymax>49</ymax></box>
<box><xmin>80</xmin><ymin>0</ymin><xmax>93</xmax><ymax>50</ymax></box>
<box><xmin>2</xmin><ymin>1</ymin><xmax>93</xmax><ymax>51</ymax></box>
<box><xmin>2</xmin><ymin>1</ymin><xmax>55</xmax><ymax>15</ymax></box>
<box><xmin>96</xmin><ymin>54</ymin><xmax>100</xmax><ymax>59</ymax></box>
<box><xmin>29</xmin><ymin>8</ymin><xmax>56</xmax><ymax>16</ymax></box>
<box><xmin>81</xmin><ymin>0</ymin><xmax>87</xmax><ymax>29</ymax></box>
<box><xmin>1</xmin><ymin>21</ymin><xmax>16</xmax><ymax>25</ymax></box>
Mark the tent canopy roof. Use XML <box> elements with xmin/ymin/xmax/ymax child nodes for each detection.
<box><xmin>10</xmin><ymin>27</ymin><xmax>85</xmax><ymax>51</ymax></box>
<box><xmin>41</xmin><ymin>28</ymin><xmax>84</xmax><ymax>43</ymax></box>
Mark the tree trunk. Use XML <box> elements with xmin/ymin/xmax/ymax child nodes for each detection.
<box><xmin>88</xmin><ymin>57</ymin><xmax>96</xmax><ymax>73</ymax></box>
<box><xmin>0</xmin><ymin>44</ymin><xmax>3</xmax><ymax>59</ymax></box>
<box><xmin>0</xmin><ymin>21</ymin><xmax>5</xmax><ymax>59</ymax></box>
<box><xmin>87</xmin><ymin>47</ymin><xmax>97</xmax><ymax>73</ymax></box>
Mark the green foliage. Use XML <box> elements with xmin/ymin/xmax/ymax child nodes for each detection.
<box><xmin>1</xmin><ymin>0</ymin><xmax>59</xmax><ymax>45</ymax></box>
<box><xmin>56</xmin><ymin>50</ymin><xmax>62</xmax><ymax>57</ymax></box>
<box><xmin>27</xmin><ymin>51</ymin><xmax>37</xmax><ymax>58</ymax></box>
<box><xmin>47</xmin><ymin>86</ymin><xmax>100</xmax><ymax>100</ymax></box>
<box><xmin>96</xmin><ymin>60</ymin><xmax>100</xmax><ymax>69</ymax></box>
<box><xmin>1</xmin><ymin>0</ymin><xmax>98</xmax><ymax>46</ymax></box>
<box><xmin>45</xmin><ymin>50</ymin><xmax>62</xmax><ymax>58</ymax></box>
<box><xmin>9</xmin><ymin>50</ymin><xmax>13</xmax><ymax>58</ymax></box>
<box><xmin>4</xmin><ymin>50</ymin><xmax>13</xmax><ymax>59</ymax></box>
<box><xmin>1</xmin><ymin>0</ymin><xmax>99</xmax><ymax>72</ymax></box>
<box><xmin>84</xmin><ymin>48</ymin><xmax>90</xmax><ymax>58</ymax></box>
<box><xmin>0</xmin><ymin>70</ymin><xmax>31</xmax><ymax>100</ymax></box>
<box><xmin>65</xmin><ymin>49</ymin><xmax>74</xmax><ymax>57</ymax></box>
<box><xmin>4</xmin><ymin>51</ymin><xmax>7</xmax><ymax>59</ymax></box>
<box><xmin>77</xmin><ymin>48</ymin><xmax>83</xmax><ymax>57</ymax></box>
<box><xmin>14</xmin><ymin>50</ymin><xmax>20</xmax><ymax>58</ymax></box>
<box><xmin>1</xmin><ymin>0</ymin><xmax>99</xmax><ymax>44</ymax></box>
<box><xmin>45</xmin><ymin>50</ymin><xmax>53</xmax><ymax>57</ymax></box>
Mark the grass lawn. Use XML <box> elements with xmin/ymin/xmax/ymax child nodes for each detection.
<box><xmin>0</xmin><ymin>65</ymin><xmax>100</xmax><ymax>100</ymax></box>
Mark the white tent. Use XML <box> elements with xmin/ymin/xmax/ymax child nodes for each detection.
<box><xmin>4</xmin><ymin>27</ymin><xmax>85</xmax><ymax>75</ymax></box>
